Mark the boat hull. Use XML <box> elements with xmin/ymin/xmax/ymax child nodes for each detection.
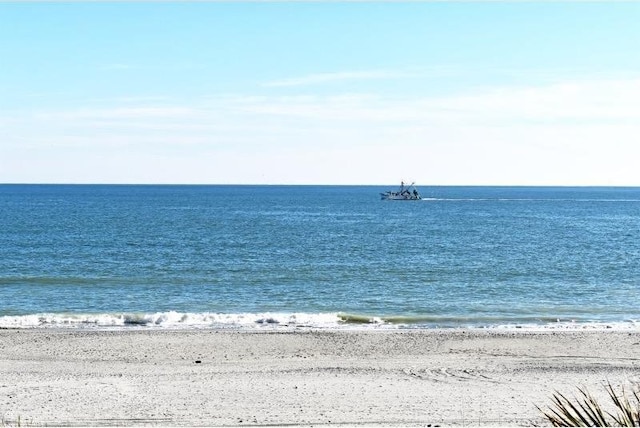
<box><xmin>380</xmin><ymin>192</ymin><xmax>421</xmax><ymax>200</ymax></box>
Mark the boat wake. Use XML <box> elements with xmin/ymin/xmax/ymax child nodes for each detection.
<box><xmin>421</xmin><ymin>198</ymin><xmax>640</xmax><ymax>202</ymax></box>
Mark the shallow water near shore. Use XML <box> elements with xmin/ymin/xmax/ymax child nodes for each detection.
<box><xmin>1</xmin><ymin>184</ymin><xmax>639</xmax><ymax>329</ymax></box>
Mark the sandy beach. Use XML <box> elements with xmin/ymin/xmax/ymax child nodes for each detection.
<box><xmin>1</xmin><ymin>329</ymin><xmax>639</xmax><ymax>426</ymax></box>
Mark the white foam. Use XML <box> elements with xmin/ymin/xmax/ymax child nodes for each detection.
<box><xmin>0</xmin><ymin>311</ymin><xmax>346</xmax><ymax>329</ymax></box>
<box><xmin>0</xmin><ymin>312</ymin><xmax>638</xmax><ymax>331</ymax></box>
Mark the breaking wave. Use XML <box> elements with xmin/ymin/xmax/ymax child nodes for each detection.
<box><xmin>0</xmin><ymin>312</ymin><xmax>342</xmax><ymax>329</ymax></box>
<box><xmin>0</xmin><ymin>311</ymin><xmax>638</xmax><ymax>331</ymax></box>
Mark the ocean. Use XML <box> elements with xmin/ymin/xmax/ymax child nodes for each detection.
<box><xmin>1</xmin><ymin>184</ymin><xmax>639</xmax><ymax>330</ymax></box>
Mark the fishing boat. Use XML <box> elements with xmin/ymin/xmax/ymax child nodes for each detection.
<box><xmin>380</xmin><ymin>181</ymin><xmax>421</xmax><ymax>200</ymax></box>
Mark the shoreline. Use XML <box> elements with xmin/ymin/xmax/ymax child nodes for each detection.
<box><xmin>2</xmin><ymin>329</ymin><xmax>639</xmax><ymax>426</ymax></box>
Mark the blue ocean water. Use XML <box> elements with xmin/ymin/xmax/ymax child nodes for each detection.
<box><xmin>1</xmin><ymin>184</ymin><xmax>639</xmax><ymax>329</ymax></box>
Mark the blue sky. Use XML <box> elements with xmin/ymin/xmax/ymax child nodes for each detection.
<box><xmin>1</xmin><ymin>2</ymin><xmax>639</xmax><ymax>185</ymax></box>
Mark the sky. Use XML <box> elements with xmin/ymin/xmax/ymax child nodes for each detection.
<box><xmin>1</xmin><ymin>2</ymin><xmax>639</xmax><ymax>185</ymax></box>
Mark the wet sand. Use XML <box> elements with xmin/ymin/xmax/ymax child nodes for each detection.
<box><xmin>1</xmin><ymin>329</ymin><xmax>639</xmax><ymax>426</ymax></box>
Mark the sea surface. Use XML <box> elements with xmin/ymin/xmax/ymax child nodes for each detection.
<box><xmin>1</xmin><ymin>184</ymin><xmax>639</xmax><ymax>330</ymax></box>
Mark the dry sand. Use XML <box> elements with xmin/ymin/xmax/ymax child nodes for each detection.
<box><xmin>1</xmin><ymin>328</ymin><xmax>639</xmax><ymax>426</ymax></box>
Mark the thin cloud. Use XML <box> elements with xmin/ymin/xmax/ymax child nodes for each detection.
<box><xmin>263</xmin><ymin>69</ymin><xmax>422</xmax><ymax>87</ymax></box>
<box><xmin>7</xmin><ymin>76</ymin><xmax>640</xmax><ymax>152</ymax></box>
<box><xmin>250</xmin><ymin>76</ymin><xmax>640</xmax><ymax>124</ymax></box>
<box><xmin>433</xmin><ymin>77</ymin><xmax>640</xmax><ymax>123</ymax></box>
<box><xmin>33</xmin><ymin>106</ymin><xmax>195</xmax><ymax>121</ymax></box>
<box><xmin>11</xmin><ymin>75</ymin><xmax>640</xmax><ymax>127</ymax></box>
